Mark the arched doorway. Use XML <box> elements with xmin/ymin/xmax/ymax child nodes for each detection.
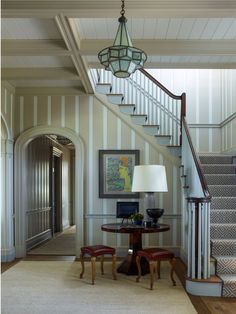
<box><xmin>14</xmin><ymin>126</ymin><xmax>84</xmax><ymax>258</ymax></box>
<box><xmin>1</xmin><ymin>116</ymin><xmax>14</xmax><ymax>261</ymax></box>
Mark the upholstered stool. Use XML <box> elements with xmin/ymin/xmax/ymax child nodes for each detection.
<box><xmin>80</xmin><ymin>245</ymin><xmax>117</xmax><ymax>285</ymax></box>
<box><xmin>136</xmin><ymin>248</ymin><xmax>176</xmax><ymax>290</ymax></box>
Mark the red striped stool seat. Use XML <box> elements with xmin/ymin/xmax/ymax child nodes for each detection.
<box><xmin>137</xmin><ymin>248</ymin><xmax>175</xmax><ymax>260</ymax></box>
<box><xmin>80</xmin><ymin>245</ymin><xmax>117</xmax><ymax>285</ymax></box>
<box><xmin>81</xmin><ymin>245</ymin><xmax>116</xmax><ymax>257</ymax></box>
<box><xmin>136</xmin><ymin>248</ymin><xmax>176</xmax><ymax>290</ymax></box>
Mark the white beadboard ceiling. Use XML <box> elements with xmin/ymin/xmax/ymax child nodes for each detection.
<box><xmin>78</xmin><ymin>18</ymin><xmax>236</xmax><ymax>40</ymax></box>
<box><xmin>1</xmin><ymin>1</ymin><xmax>236</xmax><ymax>92</ymax></box>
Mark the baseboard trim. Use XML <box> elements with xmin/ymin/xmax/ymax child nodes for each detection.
<box><xmin>1</xmin><ymin>247</ymin><xmax>16</xmax><ymax>262</ymax></box>
<box><xmin>26</xmin><ymin>229</ymin><xmax>52</xmax><ymax>251</ymax></box>
<box><xmin>186</xmin><ymin>277</ymin><xmax>222</xmax><ymax>297</ymax></box>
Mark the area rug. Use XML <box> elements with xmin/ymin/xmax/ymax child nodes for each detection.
<box><xmin>28</xmin><ymin>226</ymin><xmax>76</xmax><ymax>256</ymax></box>
<box><xmin>1</xmin><ymin>260</ymin><xmax>196</xmax><ymax>314</ymax></box>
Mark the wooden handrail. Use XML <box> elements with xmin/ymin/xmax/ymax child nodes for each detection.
<box><xmin>140</xmin><ymin>68</ymin><xmax>186</xmax><ymax>144</ymax></box>
<box><xmin>182</xmin><ymin>117</ymin><xmax>211</xmax><ymax>199</ymax></box>
<box><xmin>140</xmin><ymin>68</ymin><xmax>182</xmax><ymax>100</ymax></box>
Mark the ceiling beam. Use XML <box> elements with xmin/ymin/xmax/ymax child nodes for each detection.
<box><xmin>55</xmin><ymin>14</ymin><xmax>93</xmax><ymax>93</ymax></box>
<box><xmin>2</xmin><ymin>1</ymin><xmax>236</xmax><ymax>18</ymax></box>
<box><xmin>80</xmin><ymin>39</ymin><xmax>236</xmax><ymax>56</ymax></box>
<box><xmin>2</xmin><ymin>68</ymin><xmax>80</xmax><ymax>80</ymax></box>
<box><xmin>88</xmin><ymin>62</ymin><xmax>236</xmax><ymax>69</ymax></box>
<box><xmin>2</xmin><ymin>39</ymin><xmax>72</xmax><ymax>56</ymax></box>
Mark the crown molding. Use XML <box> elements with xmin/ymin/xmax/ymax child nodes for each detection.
<box><xmin>2</xmin><ymin>1</ymin><xmax>236</xmax><ymax>18</ymax></box>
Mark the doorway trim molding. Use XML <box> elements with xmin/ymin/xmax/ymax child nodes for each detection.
<box><xmin>14</xmin><ymin>125</ymin><xmax>85</xmax><ymax>258</ymax></box>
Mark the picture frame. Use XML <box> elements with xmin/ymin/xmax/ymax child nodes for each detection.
<box><xmin>99</xmin><ymin>150</ymin><xmax>140</xmax><ymax>198</ymax></box>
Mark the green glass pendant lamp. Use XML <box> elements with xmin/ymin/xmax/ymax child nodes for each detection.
<box><xmin>98</xmin><ymin>0</ymin><xmax>147</xmax><ymax>78</ymax></box>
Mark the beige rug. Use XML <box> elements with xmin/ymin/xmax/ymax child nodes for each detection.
<box><xmin>28</xmin><ymin>226</ymin><xmax>76</xmax><ymax>255</ymax></box>
<box><xmin>1</xmin><ymin>260</ymin><xmax>196</xmax><ymax>314</ymax></box>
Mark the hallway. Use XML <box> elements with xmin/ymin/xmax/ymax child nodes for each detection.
<box><xmin>27</xmin><ymin>226</ymin><xmax>76</xmax><ymax>256</ymax></box>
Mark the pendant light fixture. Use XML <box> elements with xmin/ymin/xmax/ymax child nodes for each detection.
<box><xmin>98</xmin><ymin>0</ymin><xmax>147</xmax><ymax>78</ymax></box>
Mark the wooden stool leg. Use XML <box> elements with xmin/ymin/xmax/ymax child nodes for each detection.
<box><xmin>80</xmin><ymin>253</ymin><xmax>85</xmax><ymax>279</ymax></box>
<box><xmin>112</xmin><ymin>254</ymin><xmax>117</xmax><ymax>280</ymax></box>
<box><xmin>157</xmin><ymin>260</ymin><xmax>161</xmax><ymax>279</ymax></box>
<box><xmin>170</xmin><ymin>257</ymin><xmax>176</xmax><ymax>286</ymax></box>
<box><xmin>136</xmin><ymin>256</ymin><xmax>142</xmax><ymax>282</ymax></box>
<box><xmin>91</xmin><ymin>256</ymin><xmax>96</xmax><ymax>285</ymax></box>
<box><xmin>100</xmin><ymin>255</ymin><xmax>104</xmax><ymax>275</ymax></box>
<box><xmin>149</xmin><ymin>261</ymin><xmax>156</xmax><ymax>290</ymax></box>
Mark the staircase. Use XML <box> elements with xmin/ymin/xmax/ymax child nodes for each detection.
<box><xmin>90</xmin><ymin>68</ymin><xmax>235</xmax><ymax>297</ymax></box>
<box><xmin>200</xmin><ymin>155</ymin><xmax>236</xmax><ymax>297</ymax></box>
<box><xmin>91</xmin><ymin>68</ymin><xmax>184</xmax><ymax>157</ymax></box>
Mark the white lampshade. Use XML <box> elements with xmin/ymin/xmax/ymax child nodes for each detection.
<box><xmin>131</xmin><ymin>165</ymin><xmax>168</xmax><ymax>192</ymax></box>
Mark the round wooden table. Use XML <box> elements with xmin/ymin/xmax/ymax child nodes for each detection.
<box><xmin>101</xmin><ymin>223</ymin><xmax>170</xmax><ymax>275</ymax></box>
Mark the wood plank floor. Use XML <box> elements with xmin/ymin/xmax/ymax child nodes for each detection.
<box><xmin>2</xmin><ymin>256</ymin><xmax>236</xmax><ymax>313</ymax></box>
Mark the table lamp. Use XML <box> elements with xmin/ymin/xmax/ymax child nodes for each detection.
<box><xmin>131</xmin><ymin>165</ymin><xmax>168</xmax><ymax>226</ymax></box>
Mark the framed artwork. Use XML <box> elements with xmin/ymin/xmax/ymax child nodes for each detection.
<box><xmin>99</xmin><ymin>150</ymin><xmax>140</xmax><ymax>198</ymax></box>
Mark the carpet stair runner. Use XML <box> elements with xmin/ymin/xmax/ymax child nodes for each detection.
<box><xmin>200</xmin><ymin>155</ymin><xmax>236</xmax><ymax>297</ymax></box>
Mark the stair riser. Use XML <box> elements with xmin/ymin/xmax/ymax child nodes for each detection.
<box><xmin>142</xmin><ymin>126</ymin><xmax>159</xmax><ymax>136</ymax></box>
<box><xmin>211</xmin><ymin>242</ymin><xmax>236</xmax><ymax>256</ymax></box>
<box><xmin>211</xmin><ymin>225</ymin><xmax>236</xmax><ymax>239</ymax></box>
<box><xmin>155</xmin><ymin>137</ymin><xmax>171</xmax><ymax>146</ymax></box>
<box><xmin>130</xmin><ymin>116</ymin><xmax>147</xmax><ymax>125</ymax></box>
<box><xmin>206</xmin><ymin>175</ymin><xmax>236</xmax><ymax>185</ymax></box>
<box><xmin>222</xmin><ymin>281</ymin><xmax>236</xmax><ymax>297</ymax></box>
<box><xmin>96</xmin><ymin>84</ymin><xmax>112</xmax><ymax>94</ymax></box>
<box><xmin>119</xmin><ymin>105</ymin><xmax>135</xmax><ymax>115</ymax></box>
<box><xmin>211</xmin><ymin>211</ymin><xmax>236</xmax><ymax>224</ymax></box>
<box><xmin>216</xmin><ymin>258</ymin><xmax>236</xmax><ymax>275</ymax></box>
<box><xmin>202</xmin><ymin>165</ymin><xmax>236</xmax><ymax>174</ymax></box>
<box><xmin>107</xmin><ymin>94</ymin><xmax>123</xmax><ymax>104</ymax></box>
<box><xmin>200</xmin><ymin>156</ymin><xmax>232</xmax><ymax>164</ymax></box>
<box><xmin>209</xmin><ymin>186</ymin><xmax>236</xmax><ymax>197</ymax></box>
<box><xmin>211</xmin><ymin>197</ymin><xmax>236</xmax><ymax>209</ymax></box>
<box><xmin>168</xmin><ymin>147</ymin><xmax>181</xmax><ymax>157</ymax></box>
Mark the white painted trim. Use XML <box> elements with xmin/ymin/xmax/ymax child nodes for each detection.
<box><xmin>14</xmin><ymin>125</ymin><xmax>85</xmax><ymax>258</ymax></box>
<box><xmin>75</xmin><ymin>95</ymin><xmax>80</xmax><ymax>134</ymax></box>
<box><xmin>33</xmin><ymin>96</ymin><xmax>37</xmax><ymax>127</ymax></box>
<box><xmin>186</xmin><ymin>279</ymin><xmax>222</xmax><ymax>297</ymax></box>
<box><xmin>61</xmin><ymin>96</ymin><xmax>65</xmax><ymax>127</ymax></box>
<box><xmin>47</xmin><ymin>96</ymin><xmax>51</xmax><ymax>126</ymax></box>
<box><xmin>88</xmin><ymin>96</ymin><xmax>93</xmax><ymax>244</ymax></box>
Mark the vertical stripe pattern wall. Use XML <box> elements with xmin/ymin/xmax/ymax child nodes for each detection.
<box><xmin>33</xmin><ymin>96</ymin><xmax>37</xmax><ymax>127</ymax></box>
<box><xmin>88</xmin><ymin>96</ymin><xmax>93</xmax><ymax>245</ymax></box>
<box><xmin>47</xmin><ymin>96</ymin><xmax>51</xmax><ymax>126</ymax></box>
<box><xmin>75</xmin><ymin>95</ymin><xmax>80</xmax><ymax>134</ymax></box>
<box><xmin>20</xmin><ymin>96</ymin><xmax>24</xmax><ymax>133</ymax></box>
<box><xmin>2</xmin><ymin>86</ymin><xmax>186</xmax><ymax>255</ymax></box>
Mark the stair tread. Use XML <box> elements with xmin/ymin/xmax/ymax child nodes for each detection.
<box><xmin>142</xmin><ymin>124</ymin><xmax>159</xmax><ymax>127</ymax></box>
<box><xmin>211</xmin><ymin>239</ymin><xmax>236</xmax><ymax>244</ymax></box>
<box><xmin>206</xmin><ymin>174</ymin><xmax>236</xmax><ymax>176</ymax></box>
<box><xmin>131</xmin><ymin>114</ymin><xmax>147</xmax><ymax>117</ymax></box>
<box><xmin>211</xmin><ymin>223</ymin><xmax>236</xmax><ymax>226</ymax></box>
<box><xmin>106</xmin><ymin>93</ymin><xmax>123</xmax><ymax>96</ymax></box>
<box><xmin>213</xmin><ymin>255</ymin><xmax>236</xmax><ymax>259</ymax></box>
<box><xmin>219</xmin><ymin>274</ymin><xmax>236</xmax><ymax>280</ymax></box>
<box><xmin>119</xmin><ymin>104</ymin><xmax>135</xmax><ymax>106</ymax></box>
<box><xmin>211</xmin><ymin>210</ymin><xmax>236</xmax><ymax>213</ymax></box>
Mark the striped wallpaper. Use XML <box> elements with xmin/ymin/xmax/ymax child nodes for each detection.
<box><xmin>1</xmin><ymin>84</ymin><xmax>181</xmax><ymax>255</ymax></box>
<box><xmin>1</xmin><ymin>69</ymin><xmax>235</xmax><ymax>257</ymax></box>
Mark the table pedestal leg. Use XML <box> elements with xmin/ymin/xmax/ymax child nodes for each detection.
<box><xmin>117</xmin><ymin>232</ymin><xmax>149</xmax><ymax>275</ymax></box>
